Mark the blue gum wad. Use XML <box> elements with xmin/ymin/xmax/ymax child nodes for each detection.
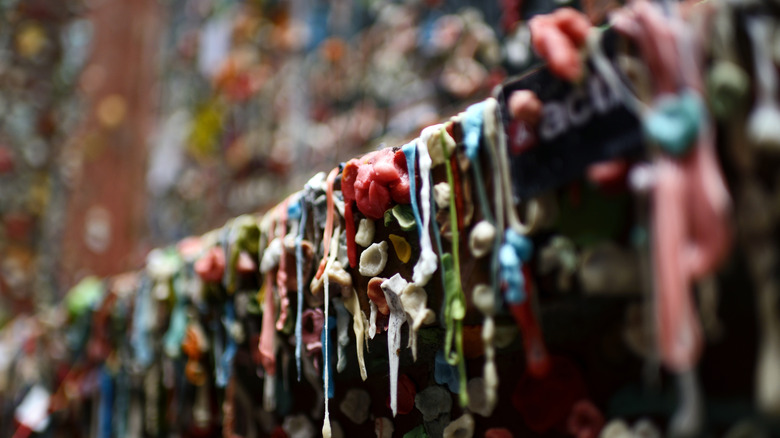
<box><xmin>500</xmin><ymin>230</ymin><xmax>533</xmax><ymax>304</ymax></box>
<box><xmin>462</xmin><ymin>101</ymin><xmax>486</xmax><ymax>160</ymax></box>
<box><xmin>434</xmin><ymin>349</ymin><xmax>460</xmax><ymax>393</ymax></box>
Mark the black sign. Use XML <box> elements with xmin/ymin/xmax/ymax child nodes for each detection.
<box><xmin>495</xmin><ymin>29</ymin><xmax>644</xmax><ymax>200</ymax></box>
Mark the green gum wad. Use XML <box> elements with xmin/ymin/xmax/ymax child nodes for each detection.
<box><xmin>66</xmin><ymin>276</ymin><xmax>104</xmax><ymax>318</ymax></box>
<box><xmin>385</xmin><ymin>204</ymin><xmax>417</xmax><ymax>231</ymax></box>
<box><xmin>404</xmin><ymin>425</ymin><xmax>429</xmax><ymax>438</ymax></box>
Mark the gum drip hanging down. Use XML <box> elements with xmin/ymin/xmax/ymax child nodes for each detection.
<box><xmin>275</xmin><ymin>199</ymin><xmax>290</xmax><ymax>331</ymax></box>
<box><xmin>441</xmin><ymin>126</ymin><xmax>469</xmax><ymax>407</ymax></box>
<box><xmin>480</xmin><ymin>98</ymin><xmax>506</xmax><ymax>411</ymax></box>
<box><xmin>321</xmin><ymin>224</ymin><xmax>342</xmax><ymax>437</ymax></box>
<box><xmin>322</xmin><ymin>271</ymin><xmax>332</xmax><ymax>438</ymax></box>
<box><xmin>382</xmin><ymin>274</ymin><xmax>408</xmax><ymax>417</ymax></box>
<box><xmin>415</xmin><ymin>126</ymin><xmax>441</xmax><ymax>287</ymax></box>
<box><xmin>295</xmin><ymin>197</ymin><xmax>308</xmax><ymax>382</ymax></box>
<box><xmin>315</xmin><ymin>168</ymin><xmax>339</xmax><ymax>280</ymax></box>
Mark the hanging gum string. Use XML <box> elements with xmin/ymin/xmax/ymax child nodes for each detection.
<box><xmin>217</xmin><ymin>300</ymin><xmax>238</xmax><ymax>388</ymax></box>
<box><xmin>295</xmin><ymin>195</ymin><xmax>308</xmax><ymax>382</ymax></box>
<box><xmin>222</xmin><ymin>376</ymin><xmax>236</xmax><ymax>438</ymax></box>
<box><xmin>451</xmin><ymin>153</ymin><xmax>465</xmax><ymax>231</ymax></box>
<box><xmin>490</xmin><ymin>93</ymin><xmax>554</xmax><ymax>378</ymax></box>
<box><xmin>222</xmin><ymin>220</ymin><xmax>233</xmax><ymax>292</ymax></box>
<box><xmin>440</xmin><ymin>126</ymin><xmax>469</xmax><ymax>407</ymax></box>
<box><xmin>430</xmin><ymin>127</ymin><xmax>451</xmax><ymax>331</ymax></box>
<box><xmin>275</xmin><ymin>198</ymin><xmax>291</xmax><ymax>331</ymax></box>
<box><xmin>402</xmin><ymin>133</ymin><xmax>438</xmax><ymax>287</ymax></box>
<box><xmin>603</xmin><ymin>6</ymin><xmax>729</xmax><ymax>436</ymax></box>
<box><xmin>483</xmin><ymin>99</ymin><xmax>506</xmax><ymax>309</ymax></box>
<box><xmin>401</xmin><ymin>141</ymin><xmax>421</xmax><ymax>235</ymax></box>
<box><xmin>130</xmin><ymin>276</ymin><xmax>154</xmax><ymax>368</ymax></box>
<box><xmin>611</xmin><ymin>0</ymin><xmax>731</xmax><ymax>372</ymax></box>
<box><xmin>316</xmin><ymin>168</ymin><xmax>340</xmax><ymax>281</ymax></box>
<box><xmin>322</xmin><ymin>270</ymin><xmax>332</xmax><ymax>438</ymax></box>
<box><xmin>460</xmin><ymin>102</ymin><xmax>494</xmax><ymax>224</ymax></box>
<box><xmin>97</xmin><ymin>365</ymin><xmax>113</xmax><ymax>438</ymax></box>
<box><xmin>493</xmin><ymin>93</ymin><xmax>531</xmax><ymax>236</ymax></box>
<box><xmin>414</xmin><ymin>126</ymin><xmax>440</xmax><ymax>286</ymax></box>
<box><xmin>321</xmin><ymin>225</ymin><xmax>343</xmax><ymax>437</ymax></box>
<box><xmin>382</xmin><ymin>275</ymin><xmax>407</xmax><ymax>417</ymax></box>
<box><xmin>258</xmin><ymin>211</ymin><xmax>279</xmax><ymax>377</ymax></box>
<box><xmin>476</xmin><ymin>98</ymin><xmax>504</xmax><ymax>410</ymax></box>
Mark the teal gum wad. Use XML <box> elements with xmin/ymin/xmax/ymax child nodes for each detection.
<box><xmin>500</xmin><ymin>229</ymin><xmax>533</xmax><ymax>304</ymax></box>
<box><xmin>643</xmin><ymin>90</ymin><xmax>704</xmax><ymax>156</ymax></box>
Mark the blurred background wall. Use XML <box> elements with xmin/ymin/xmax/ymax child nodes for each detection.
<box><xmin>0</xmin><ymin>0</ymin><xmax>558</xmax><ymax>319</ymax></box>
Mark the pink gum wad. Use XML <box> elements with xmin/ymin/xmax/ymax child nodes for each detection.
<box><xmin>529</xmin><ymin>8</ymin><xmax>591</xmax><ymax>82</ymax></box>
<box><xmin>343</xmin><ymin>148</ymin><xmax>411</xmax><ymax>220</ymax></box>
<box><xmin>195</xmin><ymin>246</ymin><xmax>226</xmax><ymax>283</ymax></box>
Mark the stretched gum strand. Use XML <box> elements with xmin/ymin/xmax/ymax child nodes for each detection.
<box><xmin>414</xmin><ymin>126</ymin><xmax>440</xmax><ymax>286</ymax></box>
<box><xmin>441</xmin><ymin>127</ymin><xmax>469</xmax><ymax>407</ymax></box>
<box><xmin>616</xmin><ymin>0</ymin><xmax>730</xmax><ymax>372</ymax></box>
<box><xmin>315</xmin><ymin>168</ymin><xmax>340</xmax><ymax>281</ymax></box>
<box><xmin>295</xmin><ymin>196</ymin><xmax>309</xmax><ymax>382</ymax></box>
<box><xmin>480</xmin><ymin>99</ymin><xmax>505</xmax><ymax>410</ymax></box>
<box><xmin>612</xmin><ymin>1</ymin><xmax>680</xmax><ymax>94</ymax></box>
<box><xmin>322</xmin><ymin>259</ymin><xmax>333</xmax><ymax>437</ymax></box>
<box><xmin>451</xmin><ymin>154</ymin><xmax>465</xmax><ymax>231</ymax></box>
<box><xmin>381</xmin><ymin>275</ymin><xmax>407</xmax><ymax>417</ymax></box>
<box><xmin>275</xmin><ymin>198</ymin><xmax>291</xmax><ymax>331</ymax></box>
<box><xmin>654</xmin><ymin>139</ymin><xmax>731</xmax><ymax>371</ymax></box>
<box><xmin>401</xmin><ymin>141</ymin><xmax>422</xmax><ymax>236</ymax></box>
<box><xmin>217</xmin><ymin>301</ymin><xmax>238</xmax><ymax>387</ymax></box>
<box><xmin>615</xmin><ymin>5</ymin><xmax>730</xmax><ymax>435</ymax></box>
<box><xmin>492</xmin><ymin>92</ymin><xmax>554</xmax><ymax>377</ymax></box>
<box><xmin>483</xmin><ymin>99</ymin><xmax>506</xmax><ymax>301</ymax></box>
<box><xmin>257</xmin><ymin>203</ymin><xmax>282</xmax><ymax>376</ymax></box>
<box><xmin>494</xmin><ymin>100</ymin><xmax>532</xmax><ymax>236</ymax></box>
<box><xmin>512</xmin><ymin>265</ymin><xmax>551</xmax><ymax>377</ymax></box>
<box><xmin>258</xmin><ymin>265</ymin><xmax>277</xmax><ymax>376</ymax></box>
<box><xmin>461</xmin><ymin>102</ymin><xmax>495</xmax><ymax>227</ymax></box>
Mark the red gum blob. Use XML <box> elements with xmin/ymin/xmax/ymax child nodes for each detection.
<box><xmin>343</xmin><ymin>149</ymin><xmax>411</xmax><ymax>221</ymax></box>
<box><xmin>485</xmin><ymin>429</ymin><xmax>514</xmax><ymax>438</ymax></box>
<box><xmin>529</xmin><ymin>8</ymin><xmax>591</xmax><ymax>82</ymax></box>
<box><xmin>554</xmin><ymin>8</ymin><xmax>591</xmax><ymax>46</ymax></box>
<box><xmin>507</xmin><ymin>265</ymin><xmax>551</xmax><ymax>378</ymax></box>
<box><xmin>509</xmin><ymin>90</ymin><xmax>543</xmax><ymax>126</ymax></box>
<box><xmin>345</xmin><ymin>200</ymin><xmax>358</xmax><ymax>268</ymax></box>
<box><xmin>512</xmin><ymin>356</ymin><xmax>586</xmax><ymax>433</ymax></box>
<box><xmin>587</xmin><ymin>159</ymin><xmax>629</xmax><ymax>190</ymax></box>
<box><xmin>343</xmin><ymin>161</ymin><xmax>360</xmax><ymax>268</ymax></box>
<box><xmin>386</xmin><ymin>374</ymin><xmax>416</xmax><ymax>415</ymax></box>
<box><xmin>195</xmin><ymin>246</ymin><xmax>226</xmax><ymax>283</ymax></box>
<box><xmin>566</xmin><ymin>399</ymin><xmax>605</xmax><ymax>438</ymax></box>
<box><xmin>342</xmin><ymin>150</ymin><xmax>410</xmax><ymax>268</ymax></box>
<box><xmin>367</xmin><ymin>277</ymin><xmax>390</xmax><ymax>315</ymax></box>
